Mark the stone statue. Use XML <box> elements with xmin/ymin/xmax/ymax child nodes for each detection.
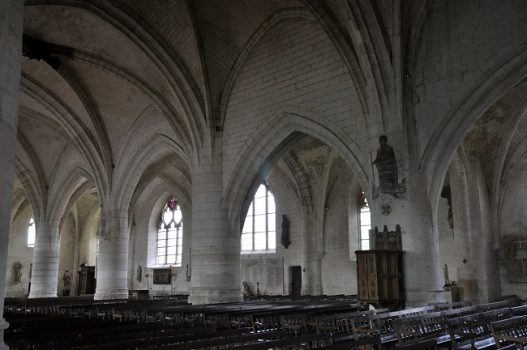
<box><xmin>242</xmin><ymin>281</ymin><xmax>254</xmax><ymax>297</ymax></box>
<box><xmin>13</xmin><ymin>261</ymin><xmax>22</xmax><ymax>283</ymax></box>
<box><xmin>373</xmin><ymin>135</ymin><xmax>400</xmax><ymax>196</ymax></box>
<box><xmin>281</xmin><ymin>214</ymin><xmax>291</xmax><ymax>249</ymax></box>
<box><xmin>137</xmin><ymin>265</ymin><xmax>142</xmax><ymax>282</ymax></box>
<box><xmin>62</xmin><ymin>270</ymin><xmax>71</xmax><ymax>296</ymax></box>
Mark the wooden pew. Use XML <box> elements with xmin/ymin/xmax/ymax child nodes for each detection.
<box><xmin>326</xmin><ymin>333</ymin><xmax>382</xmax><ymax>349</ymax></box>
<box><xmin>6</xmin><ymin>297</ymin><xmax>521</xmax><ymax>349</ymax></box>
<box><xmin>447</xmin><ymin>307</ymin><xmax>512</xmax><ymax>350</ymax></box>
<box><xmin>393</xmin><ymin>312</ymin><xmax>449</xmax><ymax>347</ymax></box>
<box><xmin>490</xmin><ymin>315</ymin><xmax>527</xmax><ymax>349</ymax></box>
<box><xmin>351</xmin><ymin>306</ymin><xmax>434</xmax><ymax>345</ymax></box>
<box><xmin>395</xmin><ymin>339</ymin><xmax>438</xmax><ymax>350</ymax></box>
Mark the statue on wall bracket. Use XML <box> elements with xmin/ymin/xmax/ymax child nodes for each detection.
<box><xmin>137</xmin><ymin>265</ymin><xmax>142</xmax><ymax>282</ymax></box>
<box><xmin>372</xmin><ymin>135</ymin><xmax>405</xmax><ymax>198</ymax></box>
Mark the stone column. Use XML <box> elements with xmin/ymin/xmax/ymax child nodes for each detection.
<box><xmin>371</xmin><ymin>187</ymin><xmax>444</xmax><ymax>307</ymax></box>
<box><xmin>189</xmin><ymin>151</ymin><xmax>241</xmax><ymax>304</ymax></box>
<box><xmin>29</xmin><ymin>218</ymin><xmax>59</xmax><ymax>298</ymax></box>
<box><xmin>449</xmin><ymin>153</ymin><xmax>479</xmax><ymax>301</ymax></box>
<box><xmin>301</xmin><ymin>214</ymin><xmax>323</xmax><ymax>295</ymax></box>
<box><xmin>94</xmin><ymin>208</ymin><xmax>129</xmax><ymax>299</ymax></box>
<box><xmin>303</xmin><ymin>255</ymin><xmax>322</xmax><ymax>295</ymax></box>
<box><xmin>466</xmin><ymin>160</ymin><xmax>499</xmax><ymax>302</ymax></box>
<box><xmin>0</xmin><ymin>0</ymin><xmax>24</xmax><ymax>347</ymax></box>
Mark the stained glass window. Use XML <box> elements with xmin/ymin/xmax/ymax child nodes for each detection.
<box><xmin>241</xmin><ymin>184</ymin><xmax>276</xmax><ymax>253</ymax></box>
<box><xmin>157</xmin><ymin>196</ymin><xmax>183</xmax><ymax>266</ymax></box>
<box><xmin>359</xmin><ymin>193</ymin><xmax>371</xmax><ymax>250</ymax></box>
<box><xmin>27</xmin><ymin>217</ymin><xmax>35</xmax><ymax>248</ymax></box>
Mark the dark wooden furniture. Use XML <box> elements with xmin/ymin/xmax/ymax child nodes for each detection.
<box><xmin>4</xmin><ymin>298</ymin><xmax>525</xmax><ymax>350</ymax></box>
<box><xmin>356</xmin><ymin>250</ymin><xmax>404</xmax><ymax>309</ymax></box>
<box><xmin>78</xmin><ymin>264</ymin><xmax>96</xmax><ymax>295</ymax></box>
<box><xmin>490</xmin><ymin>315</ymin><xmax>527</xmax><ymax>349</ymax></box>
<box><xmin>370</xmin><ymin>225</ymin><xmax>402</xmax><ymax>250</ymax></box>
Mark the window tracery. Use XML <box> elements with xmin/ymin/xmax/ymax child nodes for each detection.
<box><xmin>157</xmin><ymin>196</ymin><xmax>183</xmax><ymax>266</ymax></box>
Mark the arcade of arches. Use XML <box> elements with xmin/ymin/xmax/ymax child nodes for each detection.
<box><xmin>1</xmin><ymin>0</ymin><xmax>527</xmax><ymax>344</ymax></box>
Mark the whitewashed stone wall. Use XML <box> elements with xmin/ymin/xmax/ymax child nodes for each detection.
<box><xmin>498</xmin><ymin>165</ymin><xmax>527</xmax><ymax>297</ymax></box>
<box><xmin>57</xmin><ymin>217</ymin><xmax>76</xmax><ymax>296</ymax></box>
<box><xmin>6</xmin><ymin>205</ymin><xmax>33</xmax><ymax>298</ymax></box>
<box><xmin>413</xmin><ymin>0</ymin><xmax>527</xmax><ymax>157</ymax></box>
<box><xmin>321</xmin><ymin>174</ymin><xmax>358</xmax><ymax>296</ymax></box>
<box><xmin>223</xmin><ymin>17</ymin><xmax>367</xmax><ymax>191</ymax></box>
<box><xmin>129</xmin><ymin>193</ymin><xmax>192</xmax><ymax>296</ymax></box>
<box><xmin>437</xmin><ymin>198</ymin><xmax>458</xmax><ymax>285</ymax></box>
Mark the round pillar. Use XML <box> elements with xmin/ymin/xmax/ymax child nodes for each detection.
<box><xmin>29</xmin><ymin>219</ymin><xmax>59</xmax><ymax>298</ymax></box>
<box><xmin>188</xmin><ymin>155</ymin><xmax>241</xmax><ymax>304</ymax></box>
<box><xmin>0</xmin><ymin>0</ymin><xmax>24</xmax><ymax>347</ymax></box>
<box><xmin>94</xmin><ymin>209</ymin><xmax>129</xmax><ymax>300</ymax></box>
<box><xmin>371</xmin><ymin>190</ymin><xmax>444</xmax><ymax>307</ymax></box>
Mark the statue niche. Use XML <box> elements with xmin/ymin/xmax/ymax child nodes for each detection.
<box><xmin>373</xmin><ymin>135</ymin><xmax>405</xmax><ymax>198</ymax></box>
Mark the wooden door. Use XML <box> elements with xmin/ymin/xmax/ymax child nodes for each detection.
<box><xmin>291</xmin><ymin>266</ymin><xmax>302</xmax><ymax>298</ymax></box>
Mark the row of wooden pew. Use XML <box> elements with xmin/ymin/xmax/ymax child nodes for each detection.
<box><xmin>4</xmin><ymin>297</ymin><xmax>366</xmax><ymax>349</ymax></box>
<box><xmin>309</xmin><ymin>298</ymin><xmax>527</xmax><ymax>350</ymax></box>
<box><xmin>3</xmin><ymin>296</ymin><xmax>527</xmax><ymax>349</ymax></box>
<box><xmin>244</xmin><ymin>294</ymin><xmax>358</xmax><ymax>303</ymax></box>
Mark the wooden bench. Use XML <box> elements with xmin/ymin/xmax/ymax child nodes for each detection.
<box><xmin>490</xmin><ymin>315</ymin><xmax>527</xmax><ymax>349</ymax></box>
<box><xmin>395</xmin><ymin>339</ymin><xmax>438</xmax><ymax>350</ymax></box>
<box><xmin>447</xmin><ymin>307</ymin><xmax>512</xmax><ymax>350</ymax></box>
<box><xmin>326</xmin><ymin>333</ymin><xmax>382</xmax><ymax>349</ymax></box>
<box><xmin>394</xmin><ymin>312</ymin><xmax>449</xmax><ymax>347</ymax></box>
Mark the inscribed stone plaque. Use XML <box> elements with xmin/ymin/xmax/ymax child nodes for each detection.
<box><xmin>266</xmin><ymin>258</ymin><xmax>283</xmax><ymax>294</ymax></box>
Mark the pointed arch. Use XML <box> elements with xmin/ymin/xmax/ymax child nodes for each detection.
<box><xmin>25</xmin><ymin>0</ymin><xmax>208</xmax><ymax>163</ymax></box>
<box><xmin>224</xmin><ymin>107</ymin><xmax>369</xmax><ymax>228</ymax></box>
<box><xmin>422</xmin><ymin>46</ymin><xmax>527</xmax><ymax>213</ymax></box>
<box><xmin>114</xmin><ymin>133</ymin><xmax>189</xmax><ymax>217</ymax></box>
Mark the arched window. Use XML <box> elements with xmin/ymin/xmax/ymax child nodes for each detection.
<box><xmin>27</xmin><ymin>217</ymin><xmax>36</xmax><ymax>248</ymax></box>
<box><xmin>156</xmin><ymin>196</ymin><xmax>183</xmax><ymax>266</ymax></box>
<box><xmin>359</xmin><ymin>193</ymin><xmax>371</xmax><ymax>250</ymax></box>
<box><xmin>241</xmin><ymin>184</ymin><xmax>276</xmax><ymax>253</ymax></box>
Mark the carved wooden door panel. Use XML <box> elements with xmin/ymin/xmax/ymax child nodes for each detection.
<box><xmin>367</xmin><ymin>253</ymin><xmax>378</xmax><ymax>300</ymax></box>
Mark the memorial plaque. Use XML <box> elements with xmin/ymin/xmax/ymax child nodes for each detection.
<box><xmin>266</xmin><ymin>258</ymin><xmax>283</xmax><ymax>293</ymax></box>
